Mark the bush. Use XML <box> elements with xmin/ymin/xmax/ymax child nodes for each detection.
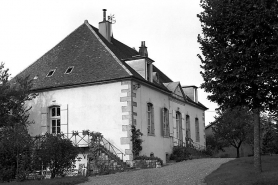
<box><xmin>170</xmin><ymin>146</ymin><xmax>190</xmax><ymax>162</ymax></box>
<box><xmin>133</xmin><ymin>155</ymin><xmax>163</xmax><ymax>166</ymax></box>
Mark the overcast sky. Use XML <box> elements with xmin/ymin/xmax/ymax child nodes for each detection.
<box><xmin>0</xmin><ymin>0</ymin><xmax>218</xmax><ymax>125</ymax></box>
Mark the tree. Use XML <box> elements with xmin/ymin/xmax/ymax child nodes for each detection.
<box><xmin>198</xmin><ymin>0</ymin><xmax>278</xmax><ymax>172</ymax></box>
<box><xmin>130</xmin><ymin>125</ymin><xmax>143</xmax><ymax>157</ymax></box>
<box><xmin>35</xmin><ymin>133</ymin><xmax>79</xmax><ymax>178</ymax></box>
<box><xmin>0</xmin><ymin>63</ymin><xmax>36</xmax><ymax>181</ymax></box>
<box><xmin>0</xmin><ymin>126</ymin><xmax>33</xmax><ymax>182</ymax></box>
<box><xmin>206</xmin><ymin>134</ymin><xmax>228</xmax><ymax>155</ymax></box>
<box><xmin>211</xmin><ymin>107</ymin><xmax>253</xmax><ymax>158</ymax></box>
<box><xmin>261</xmin><ymin>116</ymin><xmax>278</xmax><ymax>154</ymax></box>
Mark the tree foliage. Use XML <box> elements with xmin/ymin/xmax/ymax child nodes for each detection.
<box><xmin>0</xmin><ymin>62</ymin><xmax>36</xmax><ymax>128</ymax></box>
<box><xmin>198</xmin><ymin>0</ymin><xmax>278</xmax><ymax>111</ymax></box>
<box><xmin>34</xmin><ymin>133</ymin><xmax>79</xmax><ymax>178</ymax></box>
<box><xmin>0</xmin><ymin>63</ymin><xmax>36</xmax><ymax>181</ymax></box>
<box><xmin>211</xmin><ymin>107</ymin><xmax>253</xmax><ymax>158</ymax></box>
<box><xmin>198</xmin><ymin>0</ymin><xmax>278</xmax><ymax>171</ymax></box>
<box><xmin>0</xmin><ymin>126</ymin><xmax>33</xmax><ymax>182</ymax></box>
<box><xmin>131</xmin><ymin>125</ymin><xmax>143</xmax><ymax>157</ymax></box>
<box><xmin>261</xmin><ymin>116</ymin><xmax>278</xmax><ymax>154</ymax></box>
<box><xmin>206</xmin><ymin>134</ymin><xmax>228</xmax><ymax>155</ymax></box>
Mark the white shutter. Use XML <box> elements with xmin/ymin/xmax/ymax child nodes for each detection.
<box><xmin>172</xmin><ymin>110</ymin><xmax>177</xmax><ymax>146</ymax></box>
<box><xmin>161</xmin><ymin>108</ymin><xmax>165</xmax><ymax>136</ymax></box>
<box><xmin>182</xmin><ymin>113</ymin><xmax>186</xmax><ymax>143</ymax></box>
<box><xmin>61</xmin><ymin>104</ymin><xmax>68</xmax><ymax>134</ymax></box>
<box><xmin>151</xmin><ymin>106</ymin><xmax>154</xmax><ymax>135</ymax></box>
<box><xmin>169</xmin><ymin>110</ymin><xmax>173</xmax><ymax>136</ymax></box>
<box><xmin>41</xmin><ymin>107</ymin><xmax>48</xmax><ymax>134</ymax></box>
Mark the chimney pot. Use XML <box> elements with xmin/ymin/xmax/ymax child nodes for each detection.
<box><xmin>139</xmin><ymin>41</ymin><xmax>148</xmax><ymax>57</ymax></box>
<box><xmin>103</xmin><ymin>9</ymin><xmax>107</xmax><ymax>21</ymax></box>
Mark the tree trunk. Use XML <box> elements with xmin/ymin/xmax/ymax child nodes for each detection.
<box><xmin>236</xmin><ymin>147</ymin><xmax>240</xmax><ymax>158</ymax></box>
<box><xmin>253</xmin><ymin>109</ymin><xmax>262</xmax><ymax>172</ymax></box>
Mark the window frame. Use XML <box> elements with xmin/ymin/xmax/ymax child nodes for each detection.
<box><xmin>147</xmin><ymin>103</ymin><xmax>154</xmax><ymax>136</ymax></box>
<box><xmin>186</xmin><ymin>115</ymin><xmax>191</xmax><ymax>139</ymax></box>
<box><xmin>64</xmin><ymin>66</ymin><xmax>74</xmax><ymax>74</ymax></box>
<box><xmin>195</xmin><ymin>117</ymin><xmax>200</xmax><ymax>142</ymax></box>
<box><xmin>46</xmin><ymin>69</ymin><xmax>56</xmax><ymax>77</ymax></box>
<box><xmin>161</xmin><ymin>107</ymin><xmax>169</xmax><ymax>137</ymax></box>
<box><xmin>176</xmin><ymin>111</ymin><xmax>182</xmax><ymax>142</ymax></box>
<box><xmin>50</xmin><ymin>106</ymin><xmax>61</xmax><ymax>134</ymax></box>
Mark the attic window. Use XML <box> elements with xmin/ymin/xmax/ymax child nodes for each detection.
<box><xmin>65</xmin><ymin>66</ymin><xmax>74</xmax><ymax>74</ymax></box>
<box><xmin>46</xmin><ymin>69</ymin><xmax>56</xmax><ymax>77</ymax></box>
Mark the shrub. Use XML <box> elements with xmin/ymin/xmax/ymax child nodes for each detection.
<box><xmin>170</xmin><ymin>146</ymin><xmax>190</xmax><ymax>162</ymax></box>
<box><xmin>134</xmin><ymin>155</ymin><xmax>163</xmax><ymax>166</ymax></box>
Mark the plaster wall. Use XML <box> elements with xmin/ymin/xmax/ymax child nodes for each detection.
<box><xmin>133</xmin><ymin>83</ymin><xmax>206</xmax><ymax>163</ymax></box>
<box><xmin>27</xmin><ymin>82</ymin><xmax>131</xmax><ymax>161</ymax></box>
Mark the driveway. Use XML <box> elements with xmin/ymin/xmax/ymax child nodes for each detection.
<box><xmin>79</xmin><ymin>158</ymin><xmax>235</xmax><ymax>185</ymax></box>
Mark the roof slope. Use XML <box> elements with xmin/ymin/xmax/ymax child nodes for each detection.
<box><xmin>17</xmin><ymin>23</ymin><xmax>135</xmax><ymax>90</ymax></box>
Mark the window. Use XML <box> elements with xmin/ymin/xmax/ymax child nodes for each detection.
<box><xmin>161</xmin><ymin>108</ymin><xmax>169</xmax><ymax>137</ymax></box>
<box><xmin>186</xmin><ymin>115</ymin><xmax>191</xmax><ymax>139</ymax></box>
<box><xmin>147</xmin><ymin>103</ymin><xmax>154</xmax><ymax>135</ymax></box>
<box><xmin>65</xmin><ymin>66</ymin><xmax>74</xmax><ymax>74</ymax></box>
<box><xmin>46</xmin><ymin>69</ymin><xmax>56</xmax><ymax>77</ymax></box>
<box><xmin>176</xmin><ymin>111</ymin><xmax>183</xmax><ymax>142</ymax></box>
<box><xmin>195</xmin><ymin>118</ymin><xmax>200</xmax><ymax>142</ymax></box>
<box><xmin>50</xmin><ymin>106</ymin><xmax>61</xmax><ymax>134</ymax></box>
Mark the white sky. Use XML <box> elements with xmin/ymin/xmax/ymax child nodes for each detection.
<box><xmin>0</xmin><ymin>0</ymin><xmax>218</xmax><ymax>125</ymax></box>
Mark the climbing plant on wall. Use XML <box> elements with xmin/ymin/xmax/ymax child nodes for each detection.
<box><xmin>131</xmin><ymin>125</ymin><xmax>143</xmax><ymax>157</ymax></box>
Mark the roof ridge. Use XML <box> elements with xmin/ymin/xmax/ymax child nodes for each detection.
<box><xmin>84</xmin><ymin>21</ymin><xmax>132</xmax><ymax>76</ymax></box>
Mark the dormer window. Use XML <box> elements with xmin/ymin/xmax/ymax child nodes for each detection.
<box><xmin>46</xmin><ymin>69</ymin><xmax>56</xmax><ymax>77</ymax></box>
<box><xmin>65</xmin><ymin>66</ymin><xmax>74</xmax><ymax>74</ymax></box>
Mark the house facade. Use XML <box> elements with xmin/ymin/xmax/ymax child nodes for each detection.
<box><xmin>18</xmin><ymin>10</ymin><xmax>207</xmax><ymax>166</ymax></box>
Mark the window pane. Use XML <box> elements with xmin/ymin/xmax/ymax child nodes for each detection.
<box><xmin>52</xmin><ymin>127</ymin><xmax>56</xmax><ymax>134</ymax></box>
<box><xmin>57</xmin><ymin>126</ymin><xmax>60</xmax><ymax>133</ymax></box>
<box><xmin>52</xmin><ymin>120</ymin><xmax>56</xmax><ymax>126</ymax></box>
<box><xmin>52</xmin><ymin>108</ymin><xmax>56</xmax><ymax>117</ymax></box>
<box><xmin>57</xmin><ymin>108</ymin><xmax>60</xmax><ymax>116</ymax></box>
<box><xmin>57</xmin><ymin>119</ymin><xmax>60</xmax><ymax>126</ymax></box>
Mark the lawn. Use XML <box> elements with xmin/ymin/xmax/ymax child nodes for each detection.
<box><xmin>205</xmin><ymin>155</ymin><xmax>278</xmax><ymax>185</ymax></box>
<box><xmin>0</xmin><ymin>176</ymin><xmax>88</xmax><ymax>185</ymax></box>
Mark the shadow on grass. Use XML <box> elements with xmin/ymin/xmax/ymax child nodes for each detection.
<box><xmin>1</xmin><ymin>176</ymin><xmax>88</xmax><ymax>185</ymax></box>
<box><xmin>205</xmin><ymin>155</ymin><xmax>278</xmax><ymax>185</ymax></box>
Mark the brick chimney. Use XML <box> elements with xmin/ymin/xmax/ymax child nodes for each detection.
<box><xmin>99</xmin><ymin>9</ymin><xmax>112</xmax><ymax>42</ymax></box>
<box><xmin>139</xmin><ymin>41</ymin><xmax>148</xmax><ymax>57</ymax></box>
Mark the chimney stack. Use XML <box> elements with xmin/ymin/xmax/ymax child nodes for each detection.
<box><xmin>99</xmin><ymin>9</ymin><xmax>112</xmax><ymax>42</ymax></box>
<box><xmin>139</xmin><ymin>41</ymin><xmax>148</xmax><ymax>57</ymax></box>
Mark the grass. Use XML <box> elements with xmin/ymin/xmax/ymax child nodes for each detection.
<box><xmin>205</xmin><ymin>155</ymin><xmax>278</xmax><ymax>185</ymax></box>
<box><xmin>0</xmin><ymin>176</ymin><xmax>88</xmax><ymax>185</ymax></box>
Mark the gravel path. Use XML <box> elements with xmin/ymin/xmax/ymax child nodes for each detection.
<box><xmin>79</xmin><ymin>158</ymin><xmax>235</xmax><ymax>185</ymax></box>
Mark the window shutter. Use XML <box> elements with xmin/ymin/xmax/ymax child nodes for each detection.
<box><xmin>182</xmin><ymin>113</ymin><xmax>186</xmax><ymax>143</ymax></box>
<box><xmin>147</xmin><ymin>104</ymin><xmax>150</xmax><ymax>134</ymax></box>
<box><xmin>166</xmin><ymin>110</ymin><xmax>170</xmax><ymax>136</ymax></box>
<box><xmin>61</xmin><ymin>104</ymin><xmax>68</xmax><ymax>134</ymax></box>
<box><xmin>161</xmin><ymin>108</ymin><xmax>165</xmax><ymax>136</ymax></box>
<box><xmin>41</xmin><ymin>107</ymin><xmax>48</xmax><ymax>134</ymax></box>
<box><xmin>172</xmin><ymin>110</ymin><xmax>177</xmax><ymax>146</ymax></box>
<box><xmin>169</xmin><ymin>110</ymin><xmax>173</xmax><ymax>136</ymax></box>
<box><xmin>151</xmin><ymin>106</ymin><xmax>154</xmax><ymax>135</ymax></box>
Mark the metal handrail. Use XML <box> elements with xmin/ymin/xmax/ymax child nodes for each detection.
<box><xmin>171</xmin><ymin>136</ymin><xmax>206</xmax><ymax>151</ymax></box>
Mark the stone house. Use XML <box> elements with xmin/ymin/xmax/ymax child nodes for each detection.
<box><xmin>16</xmin><ymin>9</ymin><xmax>208</xmax><ymax>167</ymax></box>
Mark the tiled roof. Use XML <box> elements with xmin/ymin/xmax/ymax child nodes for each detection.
<box><xmin>14</xmin><ymin>20</ymin><xmax>207</xmax><ymax>110</ymax></box>
<box><xmin>16</xmin><ymin>22</ymin><xmax>137</xmax><ymax>90</ymax></box>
